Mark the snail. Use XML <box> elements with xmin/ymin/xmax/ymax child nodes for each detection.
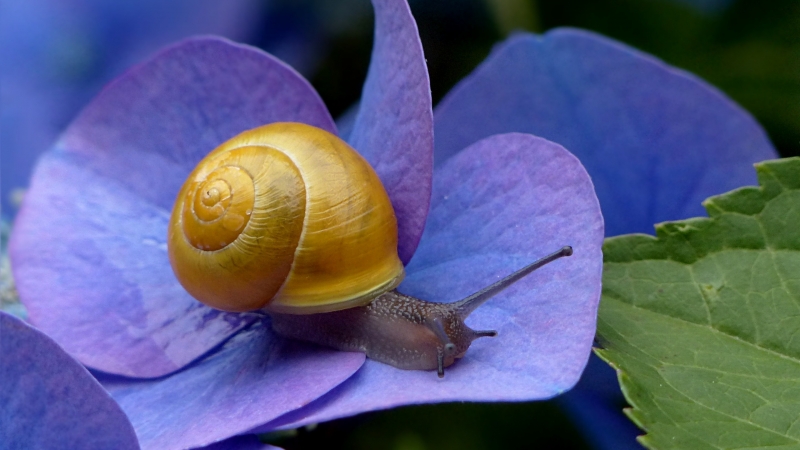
<box><xmin>168</xmin><ymin>122</ymin><xmax>572</xmax><ymax>377</ymax></box>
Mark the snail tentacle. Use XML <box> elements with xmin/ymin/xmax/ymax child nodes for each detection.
<box><xmin>437</xmin><ymin>347</ymin><xmax>446</xmax><ymax>378</ymax></box>
<box><xmin>454</xmin><ymin>245</ymin><xmax>574</xmax><ymax>319</ymax></box>
<box><xmin>473</xmin><ymin>330</ymin><xmax>498</xmax><ymax>338</ymax></box>
<box><xmin>428</xmin><ymin>317</ymin><xmax>457</xmax><ymax>378</ymax></box>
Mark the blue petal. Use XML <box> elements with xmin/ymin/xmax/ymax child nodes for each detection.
<box><xmin>100</xmin><ymin>319</ymin><xmax>364</xmax><ymax>450</ymax></box>
<box><xmin>348</xmin><ymin>0</ymin><xmax>434</xmax><ymax>263</ymax></box>
<box><xmin>434</xmin><ymin>28</ymin><xmax>777</xmax><ymax>237</ymax></box>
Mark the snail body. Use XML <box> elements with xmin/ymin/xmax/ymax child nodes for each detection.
<box><xmin>168</xmin><ymin>122</ymin><xmax>571</xmax><ymax>377</ymax></box>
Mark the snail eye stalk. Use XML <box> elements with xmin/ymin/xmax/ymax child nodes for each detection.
<box><xmin>427</xmin><ymin>317</ymin><xmax>457</xmax><ymax>378</ymax></box>
<box><xmin>455</xmin><ymin>246</ymin><xmax>573</xmax><ymax>319</ymax></box>
<box><xmin>473</xmin><ymin>330</ymin><xmax>498</xmax><ymax>338</ymax></box>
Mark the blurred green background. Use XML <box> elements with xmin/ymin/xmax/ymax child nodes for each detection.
<box><xmin>267</xmin><ymin>401</ymin><xmax>591</xmax><ymax>449</ymax></box>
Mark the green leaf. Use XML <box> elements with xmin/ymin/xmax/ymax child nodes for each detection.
<box><xmin>596</xmin><ymin>157</ymin><xmax>800</xmax><ymax>450</ymax></box>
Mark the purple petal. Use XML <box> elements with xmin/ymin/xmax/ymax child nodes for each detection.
<box><xmin>433</xmin><ymin>28</ymin><xmax>777</xmax><ymax>237</ymax></box>
<box><xmin>0</xmin><ymin>312</ymin><xmax>139</xmax><ymax>450</ymax></box>
<box><xmin>348</xmin><ymin>0</ymin><xmax>434</xmax><ymax>263</ymax></box>
<box><xmin>10</xmin><ymin>37</ymin><xmax>336</xmax><ymax>377</ymax></box>
<box><xmin>100</xmin><ymin>319</ymin><xmax>364</xmax><ymax>450</ymax></box>
<box><xmin>261</xmin><ymin>133</ymin><xmax>603</xmax><ymax>426</ymax></box>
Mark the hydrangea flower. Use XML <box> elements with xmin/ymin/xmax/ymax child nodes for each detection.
<box><xmin>10</xmin><ymin>0</ymin><xmax>603</xmax><ymax>448</ymax></box>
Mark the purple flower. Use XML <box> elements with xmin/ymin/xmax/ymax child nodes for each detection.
<box><xmin>9</xmin><ymin>1</ymin><xmax>604</xmax><ymax>448</ymax></box>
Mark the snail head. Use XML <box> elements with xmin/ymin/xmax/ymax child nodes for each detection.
<box><xmin>425</xmin><ymin>246</ymin><xmax>573</xmax><ymax>377</ymax></box>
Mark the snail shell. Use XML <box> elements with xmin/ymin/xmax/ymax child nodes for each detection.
<box><xmin>168</xmin><ymin>122</ymin><xmax>405</xmax><ymax>314</ymax></box>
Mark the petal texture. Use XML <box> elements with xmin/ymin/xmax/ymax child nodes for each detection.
<box><xmin>0</xmin><ymin>312</ymin><xmax>139</xmax><ymax>450</ymax></box>
<box><xmin>100</xmin><ymin>319</ymin><xmax>364</xmax><ymax>450</ymax></box>
<box><xmin>10</xmin><ymin>37</ymin><xmax>336</xmax><ymax>377</ymax></box>
<box><xmin>261</xmin><ymin>133</ymin><xmax>604</xmax><ymax>426</ymax></box>
<box><xmin>434</xmin><ymin>28</ymin><xmax>777</xmax><ymax>237</ymax></box>
<box><xmin>349</xmin><ymin>0</ymin><xmax>434</xmax><ymax>263</ymax></box>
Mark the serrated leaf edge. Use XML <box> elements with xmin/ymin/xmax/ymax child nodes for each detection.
<box><xmin>596</xmin><ymin>157</ymin><xmax>800</xmax><ymax>449</ymax></box>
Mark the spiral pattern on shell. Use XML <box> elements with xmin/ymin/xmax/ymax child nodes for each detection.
<box><xmin>168</xmin><ymin>122</ymin><xmax>405</xmax><ymax>313</ymax></box>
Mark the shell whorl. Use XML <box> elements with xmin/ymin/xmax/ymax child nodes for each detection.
<box><xmin>168</xmin><ymin>122</ymin><xmax>405</xmax><ymax>314</ymax></box>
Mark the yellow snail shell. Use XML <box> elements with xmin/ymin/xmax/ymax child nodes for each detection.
<box><xmin>167</xmin><ymin>122</ymin><xmax>405</xmax><ymax>314</ymax></box>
